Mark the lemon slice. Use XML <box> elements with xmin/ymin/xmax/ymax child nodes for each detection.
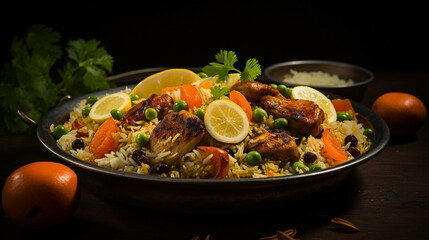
<box><xmin>131</xmin><ymin>69</ymin><xmax>201</xmax><ymax>99</ymax></box>
<box><xmin>199</xmin><ymin>73</ymin><xmax>241</xmax><ymax>89</ymax></box>
<box><xmin>204</xmin><ymin>99</ymin><xmax>249</xmax><ymax>143</ymax></box>
<box><xmin>89</xmin><ymin>92</ymin><xmax>131</xmax><ymax>122</ymax></box>
<box><xmin>291</xmin><ymin>86</ymin><xmax>337</xmax><ymax>123</ymax></box>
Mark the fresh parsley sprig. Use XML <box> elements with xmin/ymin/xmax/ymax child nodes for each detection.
<box><xmin>0</xmin><ymin>25</ymin><xmax>115</xmax><ymax>135</ymax></box>
<box><xmin>210</xmin><ymin>85</ymin><xmax>230</xmax><ymax>100</ymax></box>
<box><xmin>202</xmin><ymin>50</ymin><xmax>261</xmax><ymax>82</ymax></box>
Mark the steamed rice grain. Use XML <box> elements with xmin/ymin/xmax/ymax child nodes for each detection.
<box><xmin>283</xmin><ymin>70</ymin><xmax>354</xmax><ymax>86</ymax></box>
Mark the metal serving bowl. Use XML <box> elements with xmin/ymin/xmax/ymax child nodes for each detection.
<box><xmin>264</xmin><ymin>60</ymin><xmax>374</xmax><ymax>101</ymax></box>
<box><xmin>20</xmin><ymin>67</ymin><xmax>388</xmax><ymax>214</ymax></box>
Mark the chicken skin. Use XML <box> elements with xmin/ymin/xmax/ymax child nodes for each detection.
<box><xmin>230</xmin><ymin>81</ymin><xmax>285</xmax><ymax>102</ymax></box>
<box><xmin>150</xmin><ymin>110</ymin><xmax>205</xmax><ymax>165</ymax></box>
<box><xmin>123</xmin><ymin>94</ymin><xmax>174</xmax><ymax>123</ymax></box>
<box><xmin>231</xmin><ymin>81</ymin><xmax>325</xmax><ymax>136</ymax></box>
<box><xmin>247</xmin><ymin>128</ymin><xmax>300</xmax><ymax>163</ymax></box>
<box><xmin>260</xmin><ymin>95</ymin><xmax>324</xmax><ymax>136</ymax></box>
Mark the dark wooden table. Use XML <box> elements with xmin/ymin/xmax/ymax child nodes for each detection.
<box><xmin>1</xmin><ymin>71</ymin><xmax>428</xmax><ymax>239</ymax></box>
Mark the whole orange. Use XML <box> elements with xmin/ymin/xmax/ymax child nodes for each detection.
<box><xmin>2</xmin><ymin>161</ymin><xmax>79</xmax><ymax>229</ymax></box>
<box><xmin>372</xmin><ymin>92</ymin><xmax>427</xmax><ymax>136</ymax></box>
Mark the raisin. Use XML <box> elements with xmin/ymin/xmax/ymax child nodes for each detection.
<box><xmin>345</xmin><ymin>135</ymin><xmax>358</xmax><ymax>147</ymax></box>
<box><xmin>347</xmin><ymin>147</ymin><xmax>360</xmax><ymax>158</ymax></box>
<box><xmin>72</xmin><ymin>139</ymin><xmax>84</xmax><ymax>151</ymax></box>
<box><xmin>155</xmin><ymin>162</ymin><xmax>170</xmax><ymax>174</ymax></box>
<box><xmin>131</xmin><ymin>150</ymin><xmax>150</xmax><ymax>166</ymax></box>
<box><xmin>303</xmin><ymin>152</ymin><xmax>318</xmax><ymax>163</ymax></box>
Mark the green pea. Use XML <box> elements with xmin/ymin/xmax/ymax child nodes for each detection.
<box><xmin>197</xmin><ymin>72</ymin><xmax>208</xmax><ymax>78</ymax></box>
<box><xmin>269</xmin><ymin>83</ymin><xmax>278</xmax><ymax>88</ymax></box>
<box><xmin>292</xmin><ymin>161</ymin><xmax>308</xmax><ymax>173</ymax></box>
<box><xmin>81</xmin><ymin>106</ymin><xmax>91</xmax><ymax>117</ymax></box>
<box><xmin>174</xmin><ymin>100</ymin><xmax>188</xmax><ymax>112</ymax></box>
<box><xmin>309</xmin><ymin>164</ymin><xmax>322</xmax><ymax>171</ymax></box>
<box><xmin>246</xmin><ymin>151</ymin><xmax>262</xmax><ymax>166</ymax></box>
<box><xmin>193</xmin><ymin>108</ymin><xmax>205</xmax><ymax>121</ymax></box>
<box><xmin>252</xmin><ymin>107</ymin><xmax>268</xmax><ymax>123</ymax></box>
<box><xmin>110</xmin><ymin>109</ymin><xmax>123</xmax><ymax>120</ymax></box>
<box><xmin>277</xmin><ymin>85</ymin><xmax>293</xmax><ymax>99</ymax></box>
<box><xmin>136</xmin><ymin>133</ymin><xmax>149</xmax><ymax>147</ymax></box>
<box><xmin>273</xmin><ymin>118</ymin><xmax>288</xmax><ymax>129</ymax></box>
<box><xmin>336</xmin><ymin>111</ymin><xmax>353</xmax><ymax>122</ymax></box>
<box><xmin>130</xmin><ymin>94</ymin><xmax>139</xmax><ymax>102</ymax></box>
<box><xmin>145</xmin><ymin>108</ymin><xmax>158</xmax><ymax>121</ymax></box>
<box><xmin>53</xmin><ymin>125</ymin><xmax>68</xmax><ymax>139</ymax></box>
<box><xmin>363</xmin><ymin>128</ymin><xmax>375</xmax><ymax>141</ymax></box>
<box><xmin>87</xmin><ymin>96</ymin><xmax>98</xmax><ymax>105</ymax></box>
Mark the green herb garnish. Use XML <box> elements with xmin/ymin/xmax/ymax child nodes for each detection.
<box><xmin>0</xmin><ymin>24</ymin><xmax>114</xmax><ymax>135</ymax></box>
<box><xmin>57</xmin><ymin>39</ymin><xmax>114</xmax><ymax>97</ymax></box>
<box><xmin>210</xmin><ymin>85</ymin><xmax>230</xmax><ymax>100</ymax></box>
<box><xmin>202</xmin><ymin>50</ymin><xmax>261</xmax><ymax>82</ymax></box>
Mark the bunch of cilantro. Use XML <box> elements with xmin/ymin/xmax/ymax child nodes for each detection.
<box><xmin>202</xmin><ymin>50</ymin><xmax>262</xmax><ymax>99</ymax></box>
<box><xmin>0</xmin><ymin>25</ymin><xmax>115</xmax><ymax>135</ymax></box>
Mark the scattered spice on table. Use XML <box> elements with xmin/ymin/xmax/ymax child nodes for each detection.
<box><xmin>260</xmin><ymin>229</ymin><xmax>299</xmax><ymax>240</ymax></box>
<box><xmin>330</xmin><ymin>218</ymin><xmax>360</xmax><ymax>233</ymax></box>
<box><xmin>191</xmin><ymin>234</ymin><xmax>211</xmax><ymax>240</ymax></box>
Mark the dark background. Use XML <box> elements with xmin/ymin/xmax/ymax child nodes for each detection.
<box><xmin>1</xmin><ymin>1</ymin><xmax>428</xmax><ymax>75</ymax></box>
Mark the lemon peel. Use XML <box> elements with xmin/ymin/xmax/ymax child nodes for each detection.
<box><xmin>131</xmin><ymin>69</ymin><xmax>201</xmax><ymax>99</ymax></box>
<box><xmin>89</xmin><ymin>92</ymin><xmax>131</xmax><ymax>122</ymax></box>
<box><xmin>291</xmin><ymin>86</ymin><xmax>337</xmax><ymax>123</ymax></box>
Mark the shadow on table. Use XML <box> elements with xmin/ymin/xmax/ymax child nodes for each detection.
<box><xmin>112</xmin><ymin>170</ymin><xmax>362</xmax><ymax>239</ymax></box>
<box><xmin>388</xmin><ymin>134</ymin><xmax>418</xmax><ymax>145</ymax></box>
<box><xmin>0</xmin><ymin>170</ymin><xmax>361</xmax><ymax>240</ymax></box>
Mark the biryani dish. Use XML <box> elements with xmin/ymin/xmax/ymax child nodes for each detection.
<box><xmin>52</xmin><ymin>70</ymin><xmax>372</xmax><ymax>179</ymax></box>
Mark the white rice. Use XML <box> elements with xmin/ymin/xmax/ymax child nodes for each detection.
<box><xmin>283</xmin><ymin>69</ymin><xmax>354</xmax><ymax>86</ymax></box>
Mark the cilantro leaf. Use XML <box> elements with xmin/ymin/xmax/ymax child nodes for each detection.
<box><xmin>215</xmin><ymin>50</ymin><xmax>238</xmax><ymax>68</ymax></box>
<box><xmin>0</xmin><ymin>25</ymin><xmax>115</xmax><ymax>135</ymax></box>
<box><xmin>210</xmin><ymin>85</ymin><xmax>230</xmax><ymax>100</ymax></box>
<box><xmin>202</xmin><ymin>50</ymin><xmax>261</xmax><ymax>82</ymax></box>
<box><xmin>58</xmin><ymin>39</ymin><xmax>115</xmax><ymax>97</ymax></box>
<box><xmin>240</xmin><ymin>58</ymin><xmax>262</xmax><ymax>81</ymax></box>
<box><xmin>0</xmin><ymin>25</ymin><xmax>61</xmax><ymax>135</ymax></box>
<box><xmin>202</xmin><ymin>62</ymin><xmax>232</xmax><ymax>82</ymax></box>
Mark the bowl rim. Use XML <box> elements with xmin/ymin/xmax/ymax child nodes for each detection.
<box><xmin>36</xmin><ymin>69</ymin><xmax>389</xmax><ymax>187</ymax></box>
<box><xmin>263</xmin><ymin>60</ymin><xmax>374</xmax><ymax>89</ymax></box>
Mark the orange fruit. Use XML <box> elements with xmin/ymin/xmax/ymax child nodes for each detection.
<box><xmin>372</xmin><ymin>92</ymin><xmax>427</xmax><ymax>136</ymax></box>
<box><xmin>2</xmin><ymin>161</ymin><xmax>80</xmax><ymax>229</ymax></box>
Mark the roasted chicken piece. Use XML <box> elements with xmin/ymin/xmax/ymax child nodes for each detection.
<box><xmin>231</xmin><ymin>81</ymin><xmax>325</xmax><ymax>136</ymax></box>
<box><xmin>260</xmin><ymin>95</ymin><xmax>325</xmax><ymax>136</ymax></box>
<box><xmin>247</xmin><ymin>128</ymin><xmax>300</xmax><ymax>163</ymax></box>
<box><xmin>230</xmin><ymin>81</ymin><xmax>285</xmax><ymax>102</ymax></box>
<box><xmin>122</xmin><ymin>94</ymin><xmax>174</xmax><ymax>122</ymax></box>
<box><xmin>149</xmin><ymin>110</ymin><xmax>205</xmax><ymax>165</ymax></box>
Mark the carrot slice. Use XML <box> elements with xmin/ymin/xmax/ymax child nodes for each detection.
<box><xmin>331</xmin><ymin>98</ymin><xmax>355</xmax><ymax>118</ymax></box>
<box><xmin>197</xmin><ymin>81</ymin><xmax>215</xmax><ymax>89</ymax></box>
<box><xmin>229</xmin><ymin>90</ymin><xmax>253</xmax><ymax>120</ymax></box>
<box><xmin>197</xmin><ymin>146</ymin><xmax>230</xmax><ymax>179</ymax></box>
<box><xmin>161</xmin><ymin>86</ymin><xmax>181</xmax><ymax>95</ymax></box>
<box><xmin>322</xmin><ymin>129</ymin><xmax>348</xmax><ymax>162</ymax></box>
<box><xmin>89</xmin><ymin>117</ymin><xmax>119</xmax><ymax>158</ymax></box>
<box><xmin>71</xmin><ymin>119</ymin><xmax>84</xmax><ymax>130</ymax></box>
<box><xmin>180</xmin><ymin>84</ymin><xmax>202</xmax><ymax>111</ymax></box>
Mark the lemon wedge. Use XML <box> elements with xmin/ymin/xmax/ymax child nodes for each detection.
<box><xmin>291</xmin><ymin>86</ymin><xmax>337</xmax><ymax>123</ymax></box>
<box><xmin>204</xmin><ymin>99</ymin><xmax>249</xmax><ymax>143</ymax></box>
<box><xmin>199</xmin><ymin>73</ymin><xmax>241</xmax><ymax>89</ymax></box>
<box><xmin>131</xmin><ymin>69</ymin><xmax>201</xmax><ymax>99</ymax></box>
<box><xmin>89</xmin><ymin>92</ymin><xmax>131</xmax><ymax>122</ymax></box>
